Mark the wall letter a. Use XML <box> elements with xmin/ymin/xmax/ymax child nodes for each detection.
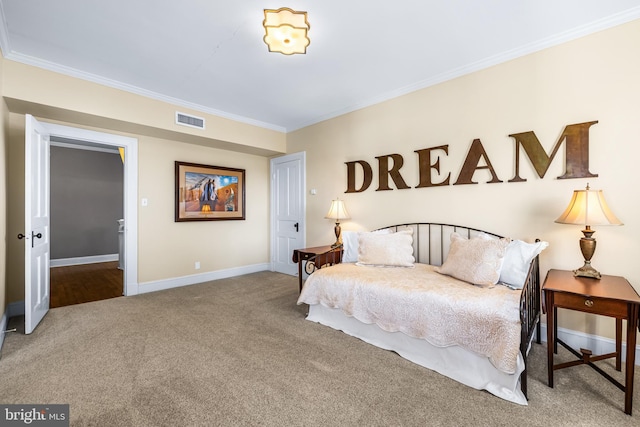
<box><xmin>453</xmin><ymin>139</ymin><xmax>502</xmax><ymax>185</ymax></box>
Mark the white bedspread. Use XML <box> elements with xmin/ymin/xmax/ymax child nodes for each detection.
<box><xmin>297</xmin><ymin>263</ymin><xmax>522</xmax><ymax>374</ymax></box>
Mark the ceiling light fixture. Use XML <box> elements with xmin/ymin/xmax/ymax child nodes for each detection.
<box><xmin>263</xmin><ymin>8</ymin><xmax>310</xmax><ymax>55</ymax></box>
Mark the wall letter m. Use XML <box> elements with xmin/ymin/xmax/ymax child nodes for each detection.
<box><xmin>508</xmin><ymin>121</ymin><xmax>598</xmax><ymax>182</ymax></box>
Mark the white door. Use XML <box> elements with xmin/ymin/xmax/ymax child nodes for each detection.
<box><xmin>270</xmin><ymin>152</ymin><xmax>305</xmax><ymax>275</ymax></box>
<box><xmin>24</xmin><ymin>114</ymin><xmax>51</xmax><ymax>334</ymax></box>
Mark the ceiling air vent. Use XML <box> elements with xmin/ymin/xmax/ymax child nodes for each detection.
<box><xmin>176</xmin><ymin>112</ymin><xmax>205</xmax><ymax>130</ymax></box>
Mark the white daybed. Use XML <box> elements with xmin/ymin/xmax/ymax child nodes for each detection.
<box><xmin>297</xmin><ymin>223</ymin><xmax>545</xmax><ymax>405</ymax></box>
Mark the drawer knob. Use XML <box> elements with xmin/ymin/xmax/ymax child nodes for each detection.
<box><xmin>585</xmin><ymin>299</ymin><xmax>594</xmax><ymax>308</ymax></box>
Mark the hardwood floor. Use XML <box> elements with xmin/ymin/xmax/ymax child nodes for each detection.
<box><xmin>50</xmin><ymin>261</ymin><xmax>123</xmax><ymax>308</ymax></box>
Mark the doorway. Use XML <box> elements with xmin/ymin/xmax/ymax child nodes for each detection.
<box><xmin>24</xmin><ymin>117</ymin><xmax>139</xmax><ymax>333</ymax></box>
<box><xmin>49</xmin><ymin>139</ymin><xmax>124</xmax><ymax>307</ymax></box>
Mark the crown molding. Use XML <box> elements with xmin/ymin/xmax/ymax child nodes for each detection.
<box><xmin>287</xmin><ymin>7</ymin><xmax>640</xmax><ymax>132</ymax></box>
<box><xmin>0</xmin><ymin>8</ymin><xmax>286</xmax><ymax>135</ymax></box>
<box><xmin>1</xmin><ymin>4</ymin><xmax>639</xmax><ymax>134</ymax></box>
<box><xmin>4</xmin><ymin>51</ymin><xmax>287</xmax><ymax>133</ymax></box>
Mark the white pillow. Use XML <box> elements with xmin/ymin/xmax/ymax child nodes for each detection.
<box><xmin>435</xmin><ymin>232</ymin><xmax>509</xmax><ymax>287</ymax></box>
<box><xmin>356</xmin><ymin>229</ymin><xmax>414</xmax><ymax>267</ymax></box>
<box><xmin>499</xmin><ymin>240</ymin><xmax>549</xmax><ymax>289</ymax></box>
<box><xmin>341</xmin><ymin>231</ymin><xmax>360</xmax><ymax>263</ymax></box>
<box><xmin>342</xmin><ymin>228</ymin><xmax>393</xmax><ymax>263</ymax></box>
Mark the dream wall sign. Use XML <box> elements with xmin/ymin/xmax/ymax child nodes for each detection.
<box><xmin>345</xmin><ymin>121</ymin><xmax>598</xmax><ymax>193</ymax></box>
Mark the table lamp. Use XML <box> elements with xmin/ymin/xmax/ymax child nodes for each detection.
<box><xmin>325</xmin><ymin>199</ymin><xmax>350</xmax><ymax>247</ymax></box>
<box><xmin>554</xmin><ymin>184</ymin><xmax>622</xmax><ymax>279</ymax></box>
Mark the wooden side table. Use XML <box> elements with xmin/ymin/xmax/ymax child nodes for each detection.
<box><xmin>292</xmin><ymin>245</ymin><xmax>342</xmax><ymax>292</ymax></box>
<box><xmin>543</xmin><ymin>269</ymin><xmax>640</xmax><ymax>415</ymax></box>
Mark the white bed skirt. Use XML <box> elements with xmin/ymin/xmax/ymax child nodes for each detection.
<box><xmin>307</xmin><ymin>304</ymin><xmax>527</xmax><ymax>405</ymax></box>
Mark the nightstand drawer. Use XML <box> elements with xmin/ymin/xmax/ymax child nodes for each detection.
<box><xmin>554</xmin><ymin>292</ymin><xmax>627</xmax><ymax>317</ymax></box>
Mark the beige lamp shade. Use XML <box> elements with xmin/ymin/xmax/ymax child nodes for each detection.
<box><xmin>555</xmin><ymin>186</ymin><xmax>622</xmax><ymax>226</ymax></box>
<box><xmin>325</xmin><ymin>199</ymin><xmax>351</xmax><ymax>221</ymax></box>
<box><xmin>555</xmin><ymin>184</ymin><xmax>622</xmax><ymax>279</ymax></box>
<box><xmin>263</xmin><ymin>8</ymin><xmax>310</xmax><ymax>55</ymax></box>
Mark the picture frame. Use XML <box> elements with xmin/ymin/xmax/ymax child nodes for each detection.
<box><xmin>175</xmin><ymin>161</ymin><xmax>245</xmax><ymax>221</ymax></box>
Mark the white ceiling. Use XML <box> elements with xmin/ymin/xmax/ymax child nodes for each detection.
<box><xmin>1</xmin><ymin>1</ymin><xmax>640</xmax><ymax>132</ymax></box>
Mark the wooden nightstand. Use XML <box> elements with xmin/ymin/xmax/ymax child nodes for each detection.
<box><xmin>543</xmin><ymin>269</ymin><xmax>640</xmax><ymax>415</ymax></box>
<box><xmin>292</xmin><ymin>245</ymin><xmax>342</xmax><ymax>292</ymax></box>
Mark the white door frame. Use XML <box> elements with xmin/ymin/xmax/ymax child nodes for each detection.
<box><xmin>270</xmin><ymin>152</ymin><xmax>306</xmax><ymax>272</ymax></box>
<box><xmin>40</xmin><ymin>122</ymin><xmax>140</xmax><ymax>296</ymax></box>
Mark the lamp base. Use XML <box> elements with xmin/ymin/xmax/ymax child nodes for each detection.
<box><xmin>573</xmin><ymin>261</ymin><xmax>601</xmax><ymax>279</ymax></box>
<box><xmin>332</xmin><ymin>222</ymin><xmax>342</xmax><ymax>248</ymax></box>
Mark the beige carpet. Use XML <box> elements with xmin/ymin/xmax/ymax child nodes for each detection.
<box><xmin>0</xmin><ymin>271</ymin><xmax>638</xmax><ymax>426</ymax></box>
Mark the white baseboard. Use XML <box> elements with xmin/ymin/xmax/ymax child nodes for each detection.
<box><xmin>3</xmin><ymin>262</ymin><xmax>269</xmax><ymax>325</ymax></box>
<box><xmin>136</xmin><ymin>262</ymin><xmax>270</xmax><ymax>295</ymax></box>
<box><xmin>51</xmin><ymin>254</ymin><xmax>119</xmax><ymax>267</ymax></box>
<box><xmin>539</xmin><ymin>323</ymin><xmax>640</xmax><ymax>366</ymax></box>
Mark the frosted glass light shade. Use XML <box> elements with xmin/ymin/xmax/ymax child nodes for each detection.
<box><xmin>263</xmin><ymin>8</ymin><xmax>310</xmax><ymax>55</ymax></box>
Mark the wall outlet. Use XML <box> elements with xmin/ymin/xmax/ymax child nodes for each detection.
<box><xmin>195</xmin><ymin>261</ymin><xmax>200</xmax><ymax>270</ymax></box>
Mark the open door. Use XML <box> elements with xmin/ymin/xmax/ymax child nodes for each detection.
<box><xmin>24</xmin><ymin>114</ymin><xmax>51</xmax><ymax>334</ymax></box>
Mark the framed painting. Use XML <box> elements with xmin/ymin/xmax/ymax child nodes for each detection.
<box><xmin>175</xmin><ymin>161</ymin><xmax>245</xmax><ymax>221</ymax></box>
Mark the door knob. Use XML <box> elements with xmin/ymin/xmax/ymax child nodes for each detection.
<box><xmin>17</xmin><ymin>233</ymin><xmax>25</xmax><ymax>239</ymax></box>
<box><xmin>294</xmin><ymin>222</ymin><xmax>299</xmax><ymax>232</ymax></box>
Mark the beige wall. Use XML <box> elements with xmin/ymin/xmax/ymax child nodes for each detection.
<box><xmin>0</xmin><ymin>53</ymin><xmax>7</xmax><ymax>315</ymax></box>
<box><xmin>288</xmin><ymin>19</ymin><xmax>640</xmax><ymax>341</ymax></box>
<box><xmin>6</xmin><ymin>113</ymin><xmax>23</xmax><ymax>303</ymax></box>
<box><xmin>3</xmin><ymin>59</ymin><xmax>281</xmax><ymax>304</ymax></box>
<box><xmin>137</xmin><ymin>135</ymin><xmax>269</xmax><ymax>285</ymax></box>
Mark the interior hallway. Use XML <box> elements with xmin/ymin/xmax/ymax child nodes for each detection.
<box><xmin>50</xmin><ymin>261</ymin><xmax>123</xmax><ymax>308</ymax></box>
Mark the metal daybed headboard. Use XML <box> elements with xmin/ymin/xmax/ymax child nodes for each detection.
<box><xmin>375</xmin><ymin>223</ymin><xmax>503</xmax><ymax>267</ymax></box>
